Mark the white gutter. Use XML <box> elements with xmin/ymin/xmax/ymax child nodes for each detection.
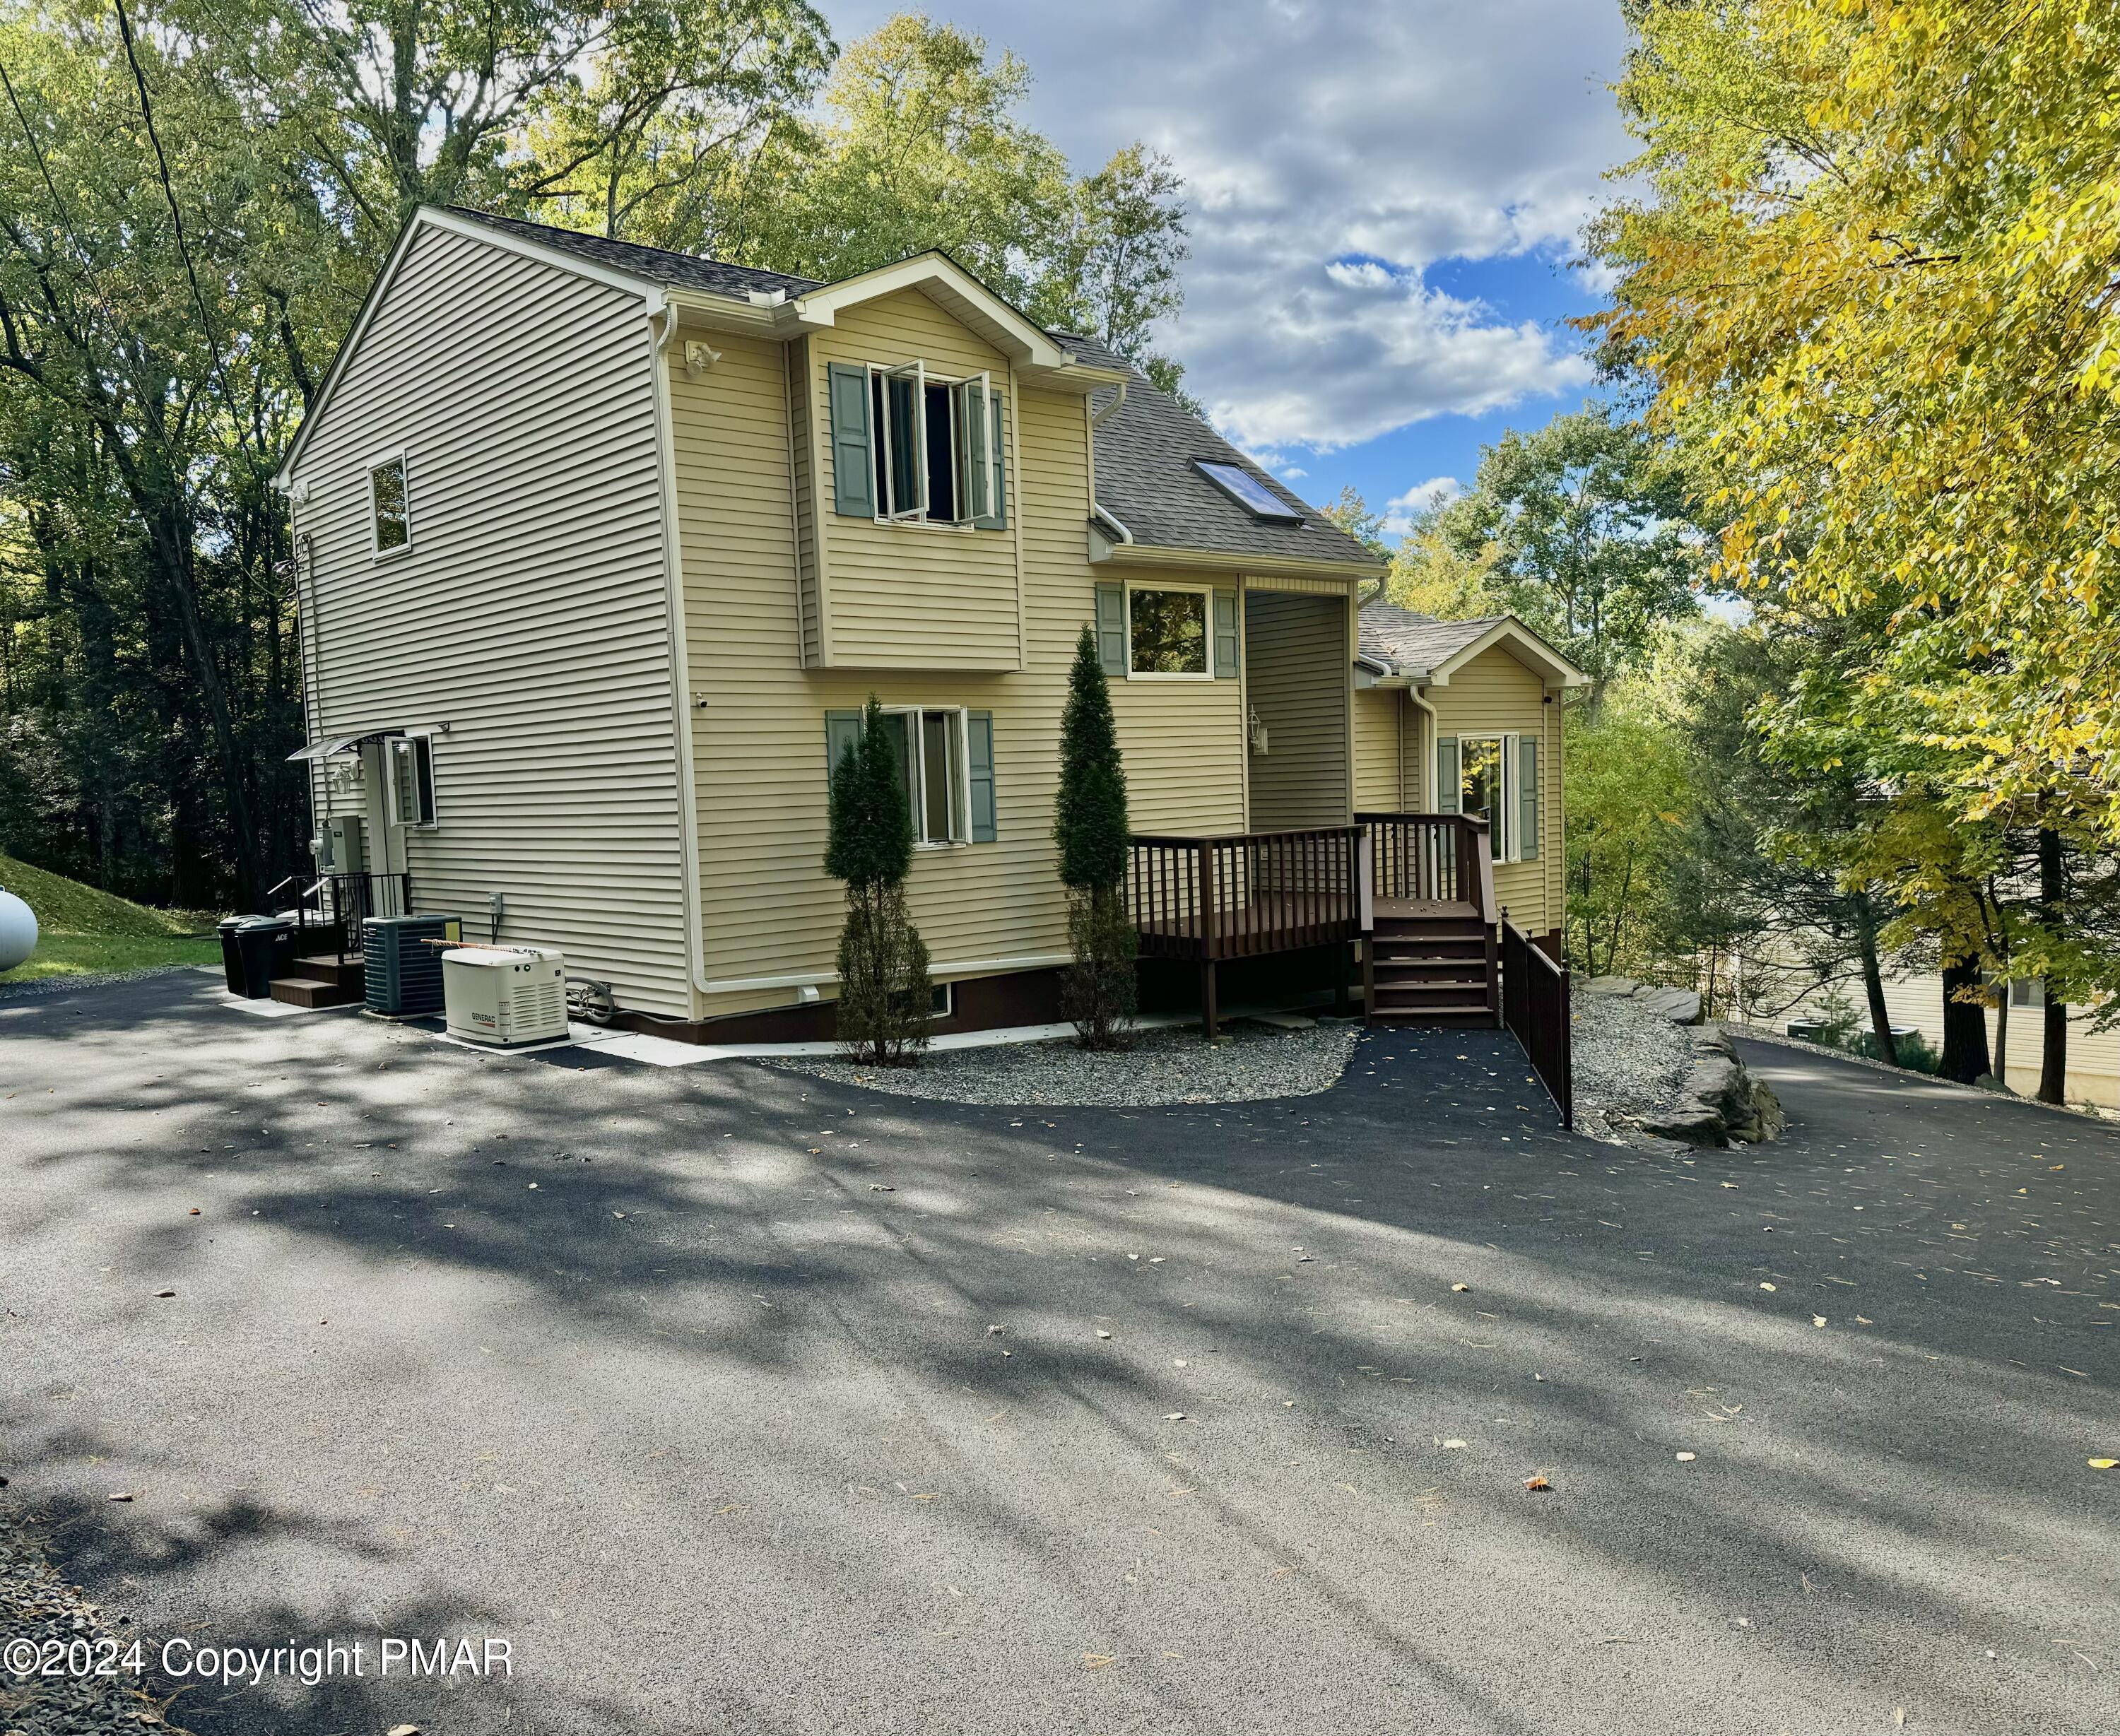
<box><xmin>1093</xmin><ymin>502</ymin><xmax>1134</xmax><ymax>545</ymax></box>
<box><xmin>1090</xmin><ymin>379</ymin><xmax>1127</xmax><ymax>427</ymax></box>
<box><xmin>645</xmin><ymin>293</ymin><xmax>711</xmax><ymax>1008</ymax></box>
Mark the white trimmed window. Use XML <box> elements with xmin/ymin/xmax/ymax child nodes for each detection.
<box><xmin>870</xmin><ymin>365</ymin><xmax>1005</xmax><ymax>526</ymax></box>
<box><xmin>824</xmin><ymin>706</ymin><xmax>1000</xmax><ymax>848</ymax></box>
<box><xmin>1436</xmin><ymin>731</ymin><xmax>1540</xmax><ymax>864</ymax></box>
<box><xmin>368</xmin><ymin>453</ymin><xmax>411</xmax><ymax>556</ymax></box>
<box><xmin>1126</xmin><ymin>585</ymin><xmax>1211</xmax><ymax>677</ymax></box>
<box><xmin>385</xmin><ymin>732</ymin><xmax>437</xmax><ymax>827</ymax></box>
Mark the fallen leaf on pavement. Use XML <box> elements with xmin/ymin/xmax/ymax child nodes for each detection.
<box><xmin>154</xmin><ymin>1289</ymin><xmax>175</xmax><ymax>1299</ymax></box>
<box><xmin>2090</xmin><ymin>1458</ymin><xmax>2117</xmax><ymax>1470</ymax></box>
<box><xmin>1082</xmin><ymin>1654</ymin><xmax>1114</xmax><ymax>1671</ymax></box>
<box><xmin>1524</xmin><ymin>1475</ymin><xmax>1551</xmax><ymax>1492</ymax></box>
<box><xmin>1813</xmin><ymin>1316</ymin><xmax>1827</xmax><ymax>1328</ymax></box>
<box><xmin>1759</xmin><ymin>1282</ymin><xmax>1776</xmax><ymax>1292</ymax></box>
<box><xmin>1163</xmin><ymin>1412</ymin><xmax>1186</xmax><ymax>1421</ymax></box>
<box><xmin>1676</xmin><ymin>1452</ymin><xmax>1697</xmax><ymax>1463</ymax></box>
<box><xmin>1440</xmin><ymin>1439</ymin><xmax>1468</xmax><ymax>1450</ymax></box>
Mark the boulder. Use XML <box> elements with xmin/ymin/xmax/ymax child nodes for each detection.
<box><xmin>1584</xmin><ymin>975</ymin><xmax>1642</xmax><ymax>999</ymax></box>
<box><xmin>1634</xmin><ymin>1027</ymin><xmax>1784</xmax><ymax>1148</ymax></box>
<box><xmin>1634</xmin><ymin>984</ymin><xmax>1705</xmax><ymax>1026</ymax></box>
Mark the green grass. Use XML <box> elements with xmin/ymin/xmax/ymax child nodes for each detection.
<box><xmin>0</xmin><ymin>849</ymin><xmax>225</xmax><ymax>984</ymax></box>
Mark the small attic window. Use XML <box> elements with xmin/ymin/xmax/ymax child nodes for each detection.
<box><xmin>1196</xmin><ymin>460</ymin><xmax>1304</xmax><ymax>524</ymax></box>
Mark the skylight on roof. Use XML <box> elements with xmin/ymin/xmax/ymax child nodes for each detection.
<box><xmin>1195</xmin><ymin>461</ymin><xmax>1305</xmax><ymax>524</ymax></box>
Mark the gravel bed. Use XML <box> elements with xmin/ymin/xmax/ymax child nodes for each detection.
<box><xmin>1571</xmin><ymin>986</ymin><xmax>1695</xmax><ymax>1126</ymax></box>
<box><xmin>0</xmin><ymin>963</ymin><xmax>209</xmax><ymax>1004</ymax></box>
<box><xmin>1</xmin><ymin>1504</ymin><xmax>181</xmax><ymax>1732</ymax></box>
<box><xmin>770</xmin><ymin>1018</ymin><xmax>1362</xmax><ymax>1106</ymax></box>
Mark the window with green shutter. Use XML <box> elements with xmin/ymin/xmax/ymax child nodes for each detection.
<box><xmin>1212</xmin><ymin>591</ymin><xmax>1239</xmax><ymax>678</ymax></box>
<box><xmin>823</xmin><ymin>705</ymin><xmax>994</xmax><ymax>846</ymax></box>
<box><xmin>826</xmin><ymin>365</ymin><xmax>874</xmax><ymax>518</ymax></box>
<box><xmin>1435</xmin><ymin>736</ymin><xmax>1460</xmax><ymax>815</ymax></box>
<box><xmin>1094</xmin><ymin>584</ymin><xmax>1127</xmax><ymax>676</ymax></box>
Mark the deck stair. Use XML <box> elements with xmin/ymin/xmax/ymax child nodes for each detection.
<box><xmin>1365</xmin><ymin>901</ymin><xmax>1498</xmax><ymax>1027</ymax></box>
<box><xmin>269</xmin><ymin>951</ymin><xmax>365</xmax><ymax>1010</ymax></box>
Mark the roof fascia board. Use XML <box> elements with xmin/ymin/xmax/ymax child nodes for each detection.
<box><xmin>1425</xmin><ymin>616</ymin><xmax>1590</xmax><ymax>687</ymax></box>
<box><xmin>1090</xmin><ymin>541</ymin><xmax>1385</xmax><ymax>582</ymax></box>
<box><xmin>276</xmin><ymin>206</ymin><xmax>661</xmax><ymax>486</ymax></box>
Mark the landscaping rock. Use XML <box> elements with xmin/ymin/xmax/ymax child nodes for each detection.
<box><xmin>1584</xmin><ymin>975</ymin><xmax>1642</xmax><ymax>999</ymax></box>
<box><xmin>1633</xmin><ymin>985</ymin><xmax>1704</xmax><ymax>1026</ymax></box>
<box><xmin>1636</xmin><ymin>1028</ymin><xmax>1785</xmax><ymax>1147</ymax></box>
<box><xmin>772</xmin><ymin>1020</ymin><xmax>1359</xmax><ymax>1107</ymax></box>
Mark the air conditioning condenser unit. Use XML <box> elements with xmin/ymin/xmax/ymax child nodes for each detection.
<box><xmin>441</xmin><ymin>944</ymin><xmax>568</xmax><ymax>1047</ymax></box>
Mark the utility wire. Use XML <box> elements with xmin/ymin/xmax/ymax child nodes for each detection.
<box><xmin>112</xmin><ymin>0</ymin><xmax>268</xmax><ymax>486</ymax></box>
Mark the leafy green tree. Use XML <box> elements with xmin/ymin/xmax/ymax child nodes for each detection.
<box><xmin>1426</xmin><ymin>406</ymin><xmax>1698</xmax><ymax>684</ymax></box>
<box><xmin>1562</xmin><ymin>673</ymin><xmax>1691</xmax><ymax>979</ymax></box>
<box><xmin>1053</xmin><ymin>625</ymin><xmax>1134</xmax><ymax>1048</ymax></box>
<box><xmin>1591</xmin><ymin>0</ymin><xmax>2120</xmax><ymax>859</ymax></box>
<box><xmin>825</xmin><ymin>696</ymin><xmax>931</xmax><ymax>1064</ymax></box>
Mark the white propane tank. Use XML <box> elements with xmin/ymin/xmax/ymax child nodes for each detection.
<box><xmin>0</xmin><ymin>885</ymin><xmax>36</xmax><ymax>972</ymax></box>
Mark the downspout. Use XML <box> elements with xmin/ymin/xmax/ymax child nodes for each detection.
<box><xmin>1408</xmin><ymin>683</ymin><xmax>1438</xmax><ymax>811</ymax></box>
<box><xmin>646</xmin><ymin>294</ymin><xmax>710</xmax><ymax>1008</ymax></box>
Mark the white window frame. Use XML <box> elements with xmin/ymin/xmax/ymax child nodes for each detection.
<box><xmin>1449</xmin><ymin>731</ymin><xmax>1524</xmax><ymax>863</ymax></box>
<box><xmin>866</xmin><ymin>362</ymin><xmax>1000</xmax><ymax>532</ymax></box>
<box><xmin>384</xmin><ymin>729</ymin><xmax>438</xmax><ymax>829</ymax></box>
<box><xmin>881</xmin><ymin>704</ymin><xmax>972</xmax><ymax>848</ymax></box>
<box><xmin>1124</xmin><ymin>581</ymin><xmax>1215</xmax><ymax>680</ymax></box>
<box><xmin>366</xmin><ymin>449</ymin><xmax>412</xmax><ymax>560</ymax></box>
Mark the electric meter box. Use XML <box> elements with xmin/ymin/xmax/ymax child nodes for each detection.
<box><xmin>441</xmin><ymin>945</ymin><xmax>568</xmax><ymax>1047</ymax></box>
<box><xmin>312</xmin><ymin>815</ymin><xmax>366</xmax><ymax>874</ymax></box>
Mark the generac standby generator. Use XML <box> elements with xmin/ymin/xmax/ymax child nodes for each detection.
<box><xmin>440</xmin><ymin>945</ymin><xmax>568</xmax><ymax>1046</ymax></box>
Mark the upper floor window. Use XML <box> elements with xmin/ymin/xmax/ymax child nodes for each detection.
<box><xmin>826</xmin><ymin>360</ymin><xmax>1005</xmax><ymax>529</ymax></box>
<box><xmin>369</xmin><ymin>454</ymin><xmax>411</xmax><ymax>556</ymax></box>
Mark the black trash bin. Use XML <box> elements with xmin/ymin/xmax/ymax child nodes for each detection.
<box><xmin>217</xmin><ymin>916</ymin><xmax>247</xmax><ymax>994</ymax></box>
<box><xmin>232</xmin><ymin>916</ymin><xmax>295</xmax><ymax>999</ymax></box>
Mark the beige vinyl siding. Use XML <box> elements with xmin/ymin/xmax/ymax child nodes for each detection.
<box><xmin>808</xmin><ymin>289</ymin><xmax>1022</xmax><ymax>671</ymax></box>
<box><xmin>290</xmin><ymin>224</ymin><xmax>690</xmax><ymax>1015</ymax></box>
<box><xmin>1244</xmin><ymin>591</ymin><xmax>1351</xmax><ymax>830</ymax></box>
<box><xmin>1352</xmin><ymin>687</ymin><xmax>1406</xmax><ymax>810</ymax></box>
<box><xmin>674</xmin><ymin>314</ymin><xmax>1248</xmax><ymax>1015</ymax></box>
<box><xmin>1429</xmin><ymin>644</ymin><xmax>1555</xmax><ymax>933</ymax></box>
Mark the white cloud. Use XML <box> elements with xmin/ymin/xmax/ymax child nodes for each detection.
<box><xmin>825</xmin><ymin>0</ymin><xmax>1633</xmax><ymax>455</ymax></box>
<box><xmin>1382</xmin><ymin>476</ymin><xmax>1463</xmax><ymax>531</ymax></box>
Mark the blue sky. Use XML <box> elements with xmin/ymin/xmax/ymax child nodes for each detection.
<box><xmin>823</xmin><ymin>0</ymin><xmax>1637</xmax><ymax>535</ymax></box>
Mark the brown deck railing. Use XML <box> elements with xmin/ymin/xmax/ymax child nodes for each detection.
<box><xmin>1355</xmin><ymin>813</ymin><xmax>1494</xmax><ymax>914</ymax></box>
<box><xmin>1501</xmin><ymin>918</ymin><xmax>1572</xmax><ymax>1127</ymax></box>
<box><xmin>1129</xmin><ymin>826</ymin><xmax>1363</xmax><ymax>1034</ymax></box>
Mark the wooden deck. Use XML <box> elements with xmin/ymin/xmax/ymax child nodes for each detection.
<box><xmin>1129</xmin><ymin>816</ymin><xmax>1500</xmax><ymax>1037</ymax></box>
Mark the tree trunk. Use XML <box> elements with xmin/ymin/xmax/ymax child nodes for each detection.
<box><xmin>1939</xmin><ymin>957</ymin><xmax>1993</xmax><ymax>1083</ymax></box>
<box><xmin>2038</xmin><ymin>827</ymin><xmax>2067</xmax><ymax>1104</ymax></box>
<box><xmin>1852</xmin><ymin>890</ymin><xmax>1897</xmax><ymax>1067</ymax></box>
<box><xmin>1992</xmin><ymin>989</ymin><xmax>2010</xmax><ymax>1092</ymax></box>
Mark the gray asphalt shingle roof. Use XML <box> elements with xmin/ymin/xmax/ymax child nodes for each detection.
<box><xmin>1357</xmin><ymin>603</ymin><xmax>1507</xmax><ymax>677</ymax></box>
<box><xmin>444</xmin><ymin>208</ymin><xmax>821</xmax><ymax>302</ymax></box>
<box><xmin>1052</xmin><ymin>333</ymin><xmax>1380</xmax><ymax>569</ymax></box>
<box><xmin>440</xmin><ymin>210</ymin><xmax>1378</xmax><ymax>571</ymax></box>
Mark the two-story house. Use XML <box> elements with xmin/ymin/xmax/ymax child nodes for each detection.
<box><xmin>273</xmin><ymin>206</ymin><xmax>1578</xmax><ymax>1040</ymax></box>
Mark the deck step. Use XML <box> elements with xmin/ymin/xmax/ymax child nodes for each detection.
<box><xmin>1368</xmin><ymin>1005</ymin><xmax>1498</xmax><ymax>1027</ymax></box>
<box><xmin>287</xmin><ymin>952</ymin><xmax>364</xmax><ymax>988</ymax></box>
<box><xmin>269</xmin><ymin>976</ymin><xmax>363</xmax><ymax>1009</ymax></box>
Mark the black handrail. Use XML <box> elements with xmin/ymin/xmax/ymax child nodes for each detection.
<box><xmin>1501</xmin><ymin>919</ymin><xmax>1572</xmax><ymax>1128</ymax></box>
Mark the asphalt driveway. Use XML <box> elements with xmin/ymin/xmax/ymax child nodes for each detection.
<box><xmin>4</xmin><ymin>970</ymin><xmax>2117</xmax><ymax>1735</ymax></box>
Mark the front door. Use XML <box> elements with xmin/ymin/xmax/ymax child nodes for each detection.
<box><xmin>359</xmin><ymin>740</ymin><xmax>411</xmax><ymax>916</ymax></box>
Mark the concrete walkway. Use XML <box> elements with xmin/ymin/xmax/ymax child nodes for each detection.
<box><xmin>2</xmin><ymin>972</ymin><xmax>2115</xmax><ymax>1734</ymax></box>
